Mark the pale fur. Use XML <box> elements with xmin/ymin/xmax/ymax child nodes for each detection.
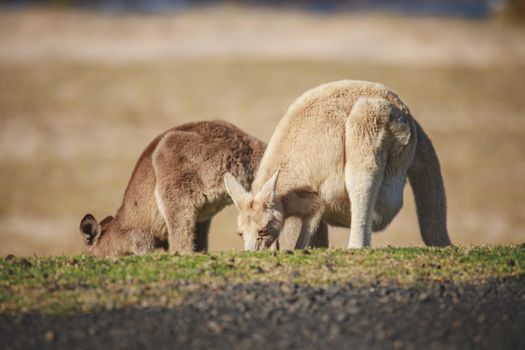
<box><xmin>79</xmin><ymin>120</ymin><xmax>266</xmax><ymax>256</ymax></box>
<box><xmin>224</xmin><ymin>80</ymin><xmax>451</xmax><ymax>250</ymax></box>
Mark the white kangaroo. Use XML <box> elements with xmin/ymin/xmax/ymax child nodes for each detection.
<box><xmin>224</xmin><ymin>80</ymin><xmax>451</xmax><ymax>250</ymax></box>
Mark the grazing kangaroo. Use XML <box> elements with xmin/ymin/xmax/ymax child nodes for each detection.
<box><xmin>224</xmin><ymin>80</ymin><xmax>451</xmax><ymax>250</ymax></box>
<box><xmin>79</xmin><ymin>120</ymin><xmax>267</xmax><ymax>256</ymax></box>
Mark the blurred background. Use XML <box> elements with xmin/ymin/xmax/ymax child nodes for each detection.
<box><xmin>0</xmin><ymin>0</ymin><xmax>524</xmax><ymax>255</ymax></box>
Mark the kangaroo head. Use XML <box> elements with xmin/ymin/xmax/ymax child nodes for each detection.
<box><xmin>224</xmin><ymin>170</ymin><xmax>284</xmax><ymax>251</ymax></box>
<box><xmin>79</xmin><ymin>213</ymin><xmax>116</xmax><ymax>255</ymax></box>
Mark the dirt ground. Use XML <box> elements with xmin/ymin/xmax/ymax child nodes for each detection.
<box><xmin>1</xmin><ymin>277</ymin><xmax>524</xmax><ymax>349</ymax></box>
<box><xmin>0</xmin><ymin>7</ymin><xmax>524</xmax><ymax>255</ymax></box>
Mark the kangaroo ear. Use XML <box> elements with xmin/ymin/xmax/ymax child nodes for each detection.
<box><xmin>257</xmin><ymin>168</ymin><xmax>280</xmax><ymax>205</ymax></box>
<box><xmin>99</xmin><ymin>215</ymin><xmax>114</xmax><ymax>226</ymax></box>
<box><xmin>79</xmin><ymin>214</ymin><xmax>100</xmax><ymax>246</ymax></box>
<box><xmin>224</xmin><ymin>172</ymin><xmax>248</xmax><ymax>207</ymax></box>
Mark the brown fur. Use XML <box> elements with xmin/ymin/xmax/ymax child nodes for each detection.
<box><xmin>79</xmin><ymin>120</ymin><xmax>266</xmax><ymax>256</ymax></box>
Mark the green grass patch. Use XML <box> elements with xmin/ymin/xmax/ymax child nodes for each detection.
<box><xmin>1</xmin><ymin>245</ymin><xmax>523</xmax><ymax>314</ymax></box>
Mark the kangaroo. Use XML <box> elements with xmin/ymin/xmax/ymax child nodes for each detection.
<box><xmin>224</xmin><ymin>80</ymin><xmax>452</xmax><ymax>250</ymax></box>
<box><xmin>79</xmin><ymin>120</ymin><xmax>268</xmax><ymax>256</ymax></box>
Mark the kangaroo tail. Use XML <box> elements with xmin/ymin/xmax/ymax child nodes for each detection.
<box><xmin>407</xmin><ymin>119</ymin><xmax>452</xmax><ymax>246</ymax></box>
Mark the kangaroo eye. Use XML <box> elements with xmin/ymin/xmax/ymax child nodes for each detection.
<box><xmin>237</xmin><ymin>231</ymin><xmax>243</xmax><ymax>237</ymax></box>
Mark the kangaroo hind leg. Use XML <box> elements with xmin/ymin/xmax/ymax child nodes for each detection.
<box><xmin>154</xmin><ymin>183</ymin><xmax>197</xmax><ymax>253</ymax></box>
<box><xmin>372</xmin><ymin>176</ymin><xmax>405</xmax><ymax>232</ymax></box>
<box><xmin>194</xmin><ymin>218</ymin><xmax>211</xmax><ymax>253</ymax></box>
<box><xmin>345</xmin><ymin>97</ymin><xmax>405</xmax><ymax>248</ymax></box>
<box><xmin>152</xmin><ymin>131</ymin><xmax>201</xmax><ymax>253</ymax></box>
<box><xmin>310</xmin><ymin>221</ymin><xmax>329</xmax><ymax>248</ymax></box>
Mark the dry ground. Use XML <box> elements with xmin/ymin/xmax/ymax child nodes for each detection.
<box><xmin>0</xmin><ymin>7</ymin><xmax>524</xmax><ymax>255</ymax></box>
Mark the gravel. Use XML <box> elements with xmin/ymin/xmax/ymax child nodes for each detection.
<box><xmin>1</xmin><ymin>277</ymin><xmax>524</xmax><ymax>350</ymax></box>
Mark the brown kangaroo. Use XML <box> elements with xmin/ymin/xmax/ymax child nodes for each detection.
<box><xmin>79</xmin><ymin>120</ymin><xmax>267</xmax><ymax>256</ymax></box>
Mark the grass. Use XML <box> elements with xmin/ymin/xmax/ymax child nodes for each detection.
<box><xmin>1</xmin><ymin>246</ymin><xmax>523</xmax><ymax>314</ymax></box>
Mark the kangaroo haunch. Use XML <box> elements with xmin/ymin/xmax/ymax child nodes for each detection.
<box><xmin>224</xmin><ymin>80</ymin><xmax>452</xmax><ymax>250</ymax></box>
<box><xmin>79</xmin><ymin>120</ymin><xmax>267</xmax><ymax>256</ymax></box>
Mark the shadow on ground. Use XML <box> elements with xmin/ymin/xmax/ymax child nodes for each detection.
<box><xmin>2</xmin><ymin>277</ymin><xmax>524</xmax><ymax>350</ymax></box>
